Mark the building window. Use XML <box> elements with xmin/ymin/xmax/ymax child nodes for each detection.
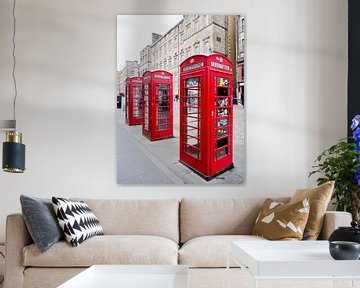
<box><xmin>186</xmin><ymin>47</ymin><xmax>191</xmax><ymax>57</ymax></box>
<box><xmin>203</xmin><ymin>38</ymin><xmax>211</xmax><ymax>54</ymax></box>
<box><xmin>216</xmin><ymin>36</ymin><xmax>222</xmax><ymax>42</ymax></box>
<box><xmin>194</xmin><ymin>42</ymin><xmax>200</xmax><ymax>54</ymax></box>
<box><xmin>241</xmin><ymin>38</ymin><xmax>245</xmax><ymax>52</ymax></box>
<box><xmin>194</xmin><ymin>21</ymin><xmax>199</xmax><ymax>33</ymax></box>
<box><xmin>241</xmin><ymin>18</ymin><xmax>245</xmax><ymax>32</ymax></box>
<box><xmin>186</xmin><ymin>24</ymin><xmax>191</xmax><ymax>38</ymax></box>
<box><xmin>204</xmin><ymin>15</ymin><xmax>209</xmax><ymax>26</ymax></box>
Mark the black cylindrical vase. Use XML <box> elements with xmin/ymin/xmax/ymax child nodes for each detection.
<box><xmin>2</xmin><ymin>131</ymin><xmax>25</xmax><ymax>173</ymax></box>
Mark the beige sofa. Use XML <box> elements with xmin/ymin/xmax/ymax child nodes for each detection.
<box><xmin>4</xmin><ymin>198</ymin><xmax>352</xmax><ymax>288</ymax></box>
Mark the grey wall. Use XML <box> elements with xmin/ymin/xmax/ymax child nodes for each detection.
<box><xmin>0</xmin><ymin>0</ymin><xmax>348</xmax><ymax>242</ymax></box>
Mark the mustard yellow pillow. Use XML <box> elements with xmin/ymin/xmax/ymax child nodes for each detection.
<box><xmin>252</xmin><ymin>198</ymin><xmax>310</xmax><ymax>240</ymax></box>
<box><xmin>289</xmin><ymin>181</ymin><xmax>334</xmax><ymax>240</ymax></box>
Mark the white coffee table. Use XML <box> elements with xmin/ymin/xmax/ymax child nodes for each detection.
<box><xmin>58</xmin><ymin>265</ymin><xmax>189</xmax><ymax>288</ymax></box>
<box><xmin>228</xmin><ymin>241</ymin><xmax>360</xmax><ymax>288</ymax></box>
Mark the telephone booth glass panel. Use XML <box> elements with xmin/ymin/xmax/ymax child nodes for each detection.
<box><xmin>125</xmin><ymin>85</ymin><xmax>129</xmax><ymax>121</ymax></box>
<box><xmin>142</xmin><ymin>70</ymin><xmax>173</xmax><ymax>141</ymax></box>
<box><xmin>125</xmin><ymin>77</ymin><xmax>143</xmax><ymax>126</ymax></box>
<box><xmin>183</xmin><ymin>77</ymin><xmax>201</xmax><ymax>160</ymax></box>
<box><xmin>157</xmin><ymin>84</ymin><xmax>170</xmax><ymax>131</ymax></box>
<box><xmin>143</xmin><ymin>84</ymin><xmax>149</xmax><ymax>131</ymax></box>
<box><xmin>179</xmin><ymin>54</ymin><xmax>234</xmax><ymax>181</ymax></box>
<box><xmin>133</xmin><ymin>86</ymin><xmax>142</xmax><ymax>119</ymax></box>
<box><xmin>215</xmin><ymin>76</ymin><xmax>231</xmax><ymax>160</ymax></box>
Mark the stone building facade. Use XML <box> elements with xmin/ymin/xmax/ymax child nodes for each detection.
<box><xmin>235</xmin><ymin>15</ymin><xmax>245</xmax><ymax>106</ymax></box>
<box><xmin>117</xmin><ymin>60</ymin><xmax>140</xmax><ymax>95</ymax></box>
<box><xmin>138</xmin><ymin>15</ymin><xmax>238</xmax><ymax>98</ymax></box>
<box><xmin>140</xmin><ymin>33</ymin><xmax>162</xmax><ymax>76</ymax></box>
<box><xmin>140</xmin><ymin>46</ymin><xmax>151</xmax><ymax>76</ymax></box>
<box><xmin>119</xmin><ymin>15</ymin><xmax>245</xmax><ymax>102</ymax></box>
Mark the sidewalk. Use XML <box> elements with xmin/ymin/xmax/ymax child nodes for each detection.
<box><xmin>116</xmin><ymin>101</ymin><xmax>245</xmax><ymax>185</ymax></box>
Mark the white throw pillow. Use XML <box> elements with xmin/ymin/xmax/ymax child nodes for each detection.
<box><xmin>52</xmin><ymin>197</ymin><xmax>103</xmax><ymax>247</ymax></box>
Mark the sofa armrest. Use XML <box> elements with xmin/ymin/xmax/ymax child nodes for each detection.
<box><xmin>318</xmin><ymin>211</ymin><xmax>352</xmax><ymax>240</ymax></box>
<box><xmin>4</xmin><ymin>213</ymin><xmax>33</xmax><ymax>288</ymax></box>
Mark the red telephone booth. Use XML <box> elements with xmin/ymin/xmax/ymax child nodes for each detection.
<box><xmin>179</xmin><ymin>54</ymin><xmax>234</xmax><ymax>180</ymax></box>
<box><xmin>125</xmin><ymin>77</ymin><xmax>143</xmax><ymax>126</ymax></box>
<box><xmin>142</xmin><ymin>70</ymin><xmax>173</xmax><ymax>141</ymax></box>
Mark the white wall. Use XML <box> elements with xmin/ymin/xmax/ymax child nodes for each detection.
<box><xmin>0</xmin><ymin>0</ymin><xmax>347</xmax><ymax>242</ymax></box>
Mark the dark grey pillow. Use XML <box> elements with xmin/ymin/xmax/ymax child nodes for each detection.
<box><xmin>20</xmin><ymin>195</ymin><xmax>64</xmax><ymax>253</ymax></box>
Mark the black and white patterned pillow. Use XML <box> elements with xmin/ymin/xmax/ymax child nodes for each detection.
<box><xmin>52</xmin><ymin>197</ymin><xmax>104</xmax><ymax>247</ymax></box>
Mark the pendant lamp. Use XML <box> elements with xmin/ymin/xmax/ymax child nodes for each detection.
<box><xmin>1</xmin><ymin>0</ymin><xmax>26</xmax><ymax>173</ymax></box>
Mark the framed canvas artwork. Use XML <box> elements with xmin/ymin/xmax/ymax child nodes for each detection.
<box><xmin>116</xmin><ymin>15</ymin><xmax>245</xmax><ymax>185</ymax></box>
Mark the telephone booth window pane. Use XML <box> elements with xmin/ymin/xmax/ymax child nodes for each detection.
<box><xmin>157</xmin><ymin>84</ymin><xmax>170</xmax><ymax>131</ymax></box>
<box><xmin>215</xmin><ymin>77</ymin><xmax>230</xmax><ymax>160</ymax></box>
<box><xmin>216</xmin><ymin>147</ymin><xmax>229</xmax><ymax>159</ymax></box>
<box><xmin>133</xmin><ymin>86</ymin><xmax>142</xmax><ymax>118</ymax></box>
<box><xmin>217</xmin><ymin>87</ymin><xmax>228</xmax><ymax>96</ymax></box>
<box><xmin>126</xmin><ymin>86</ymin><xmax>129</xmax><ymax>118</ymax></box>
<box><xmin>183</xmin><ymin>77</ymin><xmax>201</xmax><ymax>159</ymax></box>
<box><xmin>144</xmin><ymin>84</ymin><xmax>149</xmax><ymax>131</ymax></box>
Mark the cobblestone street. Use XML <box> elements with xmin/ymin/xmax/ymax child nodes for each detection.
<box><xmin>116</xmin><ymin>101</ymin><xmax>245</xmax><ymax>184</ymax></box>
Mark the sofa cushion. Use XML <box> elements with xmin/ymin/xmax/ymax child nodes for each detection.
<box><xmin>72</xmin><ymin>198</ymin><xmax>179</xmax><ymax>243</ymax></box>
<box><xmin>179</xmin><ymin>235</ymin><xmax>267</xmax><ymax>268</ymax></box>
<box><xmin>23</xmin><ymin>235</ymin><xmax>178</xmax><ymax>267</ymax></box>
<box><xmin>290</xmin><ymin>181</ymin><xmax>334</xmax><ymax>240</ymax></box>
<box><xmin>180</xmin><ymin>198</ymin><xmax>289</xmax><ymax>243</ymax></box>
<box><xmin>24</xmin><ymin>268</ymin><xmax>86</xmax><ymax>288</ymax></box>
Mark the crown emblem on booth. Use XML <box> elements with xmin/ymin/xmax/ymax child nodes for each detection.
<box><xmin>216</xmin><ymin>56</ymin><xmax>224</xmax><ymax>63</ymax></box>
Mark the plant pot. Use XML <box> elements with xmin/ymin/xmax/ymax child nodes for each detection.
<box><xmin>329</xmin><ymin>221</ymin><xmax>360</xmax><ymax>244</ymax></box>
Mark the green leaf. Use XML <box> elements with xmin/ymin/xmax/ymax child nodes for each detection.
<box><xmin>309</xmin><ymin>138</ymin><xmax>360</xmax><ymax>216</ymax></box>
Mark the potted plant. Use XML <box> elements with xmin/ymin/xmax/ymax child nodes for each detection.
<box><xmin>309</xmin><ymin>115</ymin><xmax>360</xmax><ymax>222</ymax></box>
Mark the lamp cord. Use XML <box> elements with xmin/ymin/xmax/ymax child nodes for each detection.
<box><xmin>12</xmin><ymin>0</ymin><xmax>17</xmax><ymax>129</ymax></box>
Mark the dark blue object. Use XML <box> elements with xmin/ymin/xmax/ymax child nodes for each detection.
<box><xmin>329</xmin><ymin>241</ymin><xmax>360</xmax><ymax>260</ymax></box>
<box><xmin>2</xmin><ymin>141</ymin><xmax>25</xmax><ymax>172</ymax></box>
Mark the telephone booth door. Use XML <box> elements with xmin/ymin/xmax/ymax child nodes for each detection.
<box><xmin>179</xmin><ymin>54</ymin><xmax>234</xmax><ymax>180</ymax></box>
<box><xmin>125</xmin><ymin>77</ymin><xmax>143</xmax><ymax>126</ymax></box>
<box><xmin>142</xmin><ymin>71</ymin><xmax>173</xmax><ymax>141</ymax></box>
